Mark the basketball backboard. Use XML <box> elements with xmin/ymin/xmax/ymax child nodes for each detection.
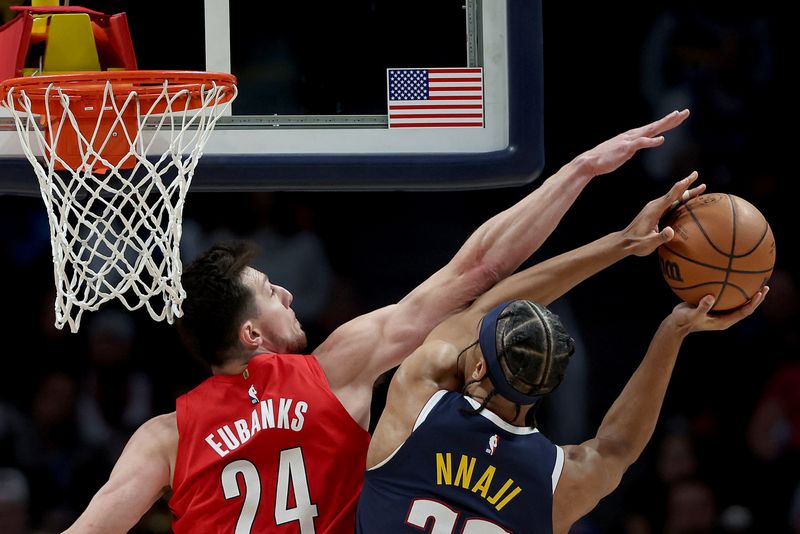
<box><xmin>0</xmin><ymin>0</ymin><xmax>543</xmax><ymax>194</ymax></box>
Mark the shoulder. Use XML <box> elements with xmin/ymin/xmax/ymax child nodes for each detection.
<box><xmin>313</xmin><ymin>306</ymin><xmax>396</xmax><ymax>357</ymax></box>
<box><xmin>311</xmin><ymin>305</ymin><xmax>398</xmax><ymax>384</ymax></box>
<box><xmin>134</xmin><ymin>412</ymin><xmax>178</xmax><ymax>451</ymax></box>
<box><xmin>147</xmin><ymin>412</ymin><xmax>177</xmax><ymax>432</ymax></box>
<box><xmin>131</xmin><ymin>413</ymin><xmax>179</xmax><ymax>484</ymax></box>
<box><xmin>389</xmin><ymin>342</ymin><xmax>459</xmax><ymax>406</ymax></box>
<box><xmin>285</xmin><ymin>354</ymin><xmax>329</xmax><ymax>386</ymax></box>
<box><xmin>396</xmin><ymin>340</ymin><xmax>459</xmax><ymax>383</ymax></box>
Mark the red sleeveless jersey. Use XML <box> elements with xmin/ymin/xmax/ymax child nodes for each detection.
<box><xmin>169</xmin><ymin>353</ymin><xmax>370</xmax><ymax>534</ymax></box>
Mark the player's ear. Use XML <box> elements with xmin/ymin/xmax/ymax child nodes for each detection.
<box><xmin>472</xmin><ymin>357</ymin><xmax>488</xmax><ymax>381</ymax></box>
<box><xmin>239</xmin><ymin>320</ymin><xmax>260</xmax><ymax>350</ymax></box>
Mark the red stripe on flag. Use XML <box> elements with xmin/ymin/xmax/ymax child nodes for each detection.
<box><xmin>429</xmin><ymin>95</ymin><xmax>483</xmax><ymax>100</ymax></box>
<box><xmin>426</xmin><ymin>68</ymin><xmax>482</xmax><ymax>74</ymax></box>
<box><xmin>429</xmin><ymin>86</ymin><xmax>483</xmax><ymax>92</ymax></box>
<box><xmin>427</xmin><ymin>77</ymin><xmax>482</xmax><ymax>82</ymax></box>
<box><xmin>389</xmin><ymin>113</ymin><xmax>483</xmax><ymax>119</ymax></box>
<box><xmin>389</xmin><ymin>104</ymin><xmax>484</xmax><ymax>110</ymax></box>
<box><xmin>390</xmin><ymin>122</ymin><xmax>484</xmax><ymax>128</ymax></box>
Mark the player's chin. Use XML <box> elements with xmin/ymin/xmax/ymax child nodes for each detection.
<box><xmin>289</xmin><ymin>329</ymin><xmax>308</xmax><ymax>354</ymax></box>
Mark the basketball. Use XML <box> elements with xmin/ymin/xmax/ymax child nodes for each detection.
<box><xmin>658</xmin><ymin>193</ymin><xmax>776</xmax><ymax>311</ymax></box>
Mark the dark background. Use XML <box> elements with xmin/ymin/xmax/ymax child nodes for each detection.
<box><xmin>1</xmin><ymin>2</ymin><xmax>797</xmax><ymax>533</ymax></box>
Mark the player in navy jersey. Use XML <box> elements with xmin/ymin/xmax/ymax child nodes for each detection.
<box><xmin>358</xmin><ymin>300</ymin><xmax>574</xmax><ymax>533</ymax></box>
<box><xmin>358</xmin><ymin>210</ymin><xmax>768</xmax><ymax>532</ymax></box>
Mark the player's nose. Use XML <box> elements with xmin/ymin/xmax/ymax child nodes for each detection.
<box><xmin>276</xmin><ymin>285</ymin><xmax>293</xmax><ymax>307</ymax></box>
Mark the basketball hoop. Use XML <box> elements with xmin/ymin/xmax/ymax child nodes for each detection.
<box><xmin>0</xmin><ymin>70</ymin><xmax>237</xmax><ymax>332</ymax></box>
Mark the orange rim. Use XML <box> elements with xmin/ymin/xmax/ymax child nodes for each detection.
<box><xmin>0</xmin><ymin>70</ymin><xmax>237</xmax><ymax>113</ymax></box>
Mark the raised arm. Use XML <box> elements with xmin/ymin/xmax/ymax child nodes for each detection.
<box><xmin>62</xmin><ymin>414</ymin><xmax>177</xmax><ymax>534</ymax></box>
<box><xmin>425</xmin><ymin>172</ymin><xmax>705</xmax><ymax>347</ymax></box>
<box><xmin>444</xmin><ymin>108</ymin><xmax>690</xmax><ymax>284</ymax></box>
<box><xmin>552</xmin><ymin>290</ymin><xmax>768</xmax><ymax>532</ymax></box>
<box><xmin>316</xmin><ymin>110</ymin><xmax>691</xmax><ymax>392</ymax></box>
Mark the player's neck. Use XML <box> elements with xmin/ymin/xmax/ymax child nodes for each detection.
<box><xmin>487</xmin><ymin>398</ymin><xmax>533</xmax><ymax>427</ymax></box>
<box><xmin>468</xmin><ymin>386</ymin><xmax>533</xmax><ymax>428</ymax></box>
<box><xmin>506</xmin><ymin>404</ymin><xmax>534</xmax><ymax>427</ymax></box>
<box><xmin>211</xmin><ymin>357</ymin><xmax>250</xmax><ymax>376</ymax></box>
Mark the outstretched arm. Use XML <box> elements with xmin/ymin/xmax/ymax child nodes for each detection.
<box><xmin>425</xmin><ymin>172</ymin><xmax>705</xmax><ymax>348</ymax></box>
<box><xmin>62</xmin><ymin>414</ymin><xmax>177</xmax><ymax>534</ymax></box>
<box><xmin>439</xmin><ymin>108</ymin><xmax>690</xmax><ymax>286</ymax></box>
<box><xmin>552</xmin><ymin>290</ymin><xmax>768</xmax><ymax>532</ymax></box>
<box><xmin>316</xmin><ymin>110</ymin><xmax>691</xmax><ymax>397</ymax></box>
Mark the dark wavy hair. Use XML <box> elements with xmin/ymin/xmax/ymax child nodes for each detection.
<box><xmin>176</xmin><ymin>241</ymin><xmax>259</xmax><ymax>367</ymax></box>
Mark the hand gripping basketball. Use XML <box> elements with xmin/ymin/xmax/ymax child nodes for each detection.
<box><xmin>658</xmin><ymin>192</ymin><xmax>776</xmax><ymax>311</ymax></box>
<box><xmin>621</xmin><ymin>171</ymin><xmax>705</xmax><ymax>258</ymax></box>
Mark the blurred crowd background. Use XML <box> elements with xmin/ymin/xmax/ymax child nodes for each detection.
<box><xmin>1</xmin><ymin>2</ymin><xmax>797</xmax><ymax>533</ymax></box>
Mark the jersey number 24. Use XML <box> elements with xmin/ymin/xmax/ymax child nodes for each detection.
<box><xmin>221</xmin><ymin>447</ymin><xmax>318</xmax><ymax>533</ymax></box>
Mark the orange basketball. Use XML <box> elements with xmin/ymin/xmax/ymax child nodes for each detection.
<box><xmin>658</xmin><ymin>193</ymin><xmax>776</xmax><ymax>311</ymax></box>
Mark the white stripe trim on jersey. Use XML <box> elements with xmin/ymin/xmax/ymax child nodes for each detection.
<box><xmin>463</xmin><ymin>396</ymin><xmax>538</xmax><ymax>435</ymax></box>
<box><xmin>368</xmin><ymin>390</ymin><xmax>449</xmax><ymax>471</ymax></box>
<box><xmin>414</xmin><ymin>390</ymin><xmax>449</xmax><ymax>430</ymax></box>
<box><xmin>368</xmin><ymin>443</ymin><xmax>401</xmax><ymax>471</ymax></box>
<box><xmin>552</xmin><ymin>446</ymin><xmax>565</xmax><ymax>495</ymax></box>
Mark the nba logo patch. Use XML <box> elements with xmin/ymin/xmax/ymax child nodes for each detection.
<box><xmin>486</xmin><ymin>434</ymin><xmax>499</xmax><ymax>456</ymax></box>
<box><xmin>248</xmin><ymin>385</ymin><xmax>259</xmax><ymax>404</ymax></box>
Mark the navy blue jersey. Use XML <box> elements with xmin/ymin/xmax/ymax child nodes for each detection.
<box><xmin>357</xmin><ymin>390</ymin><xmax>564</xmax><ymax>534</ymax></box>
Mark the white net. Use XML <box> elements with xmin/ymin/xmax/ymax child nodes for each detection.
<box><xmin>2</xmin><ymin>75</ymin><xmax>237</xmax><ymax>332</ymax></box>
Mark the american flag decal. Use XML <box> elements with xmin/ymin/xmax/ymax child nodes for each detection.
<box><xmin>387</xmin><ymin>67</ymin><xmax>484</xmax><ymax>128</ymax></box>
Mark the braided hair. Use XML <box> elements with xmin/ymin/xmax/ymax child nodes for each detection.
<box><xmin>464</xmin><ymin>300</ymin><xmax>575</xmax><ymax>422</ymax></box>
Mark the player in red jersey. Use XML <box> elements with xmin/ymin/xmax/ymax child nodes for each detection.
<box><xmin>62</xmin><ymin>110</ymin><xmax>690</xmax><ymax>533</ymax></box>
<box><xmin>167</xmin><ymin>336</ymin><xmax>370</xmax><ymax>533</ymax></box>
